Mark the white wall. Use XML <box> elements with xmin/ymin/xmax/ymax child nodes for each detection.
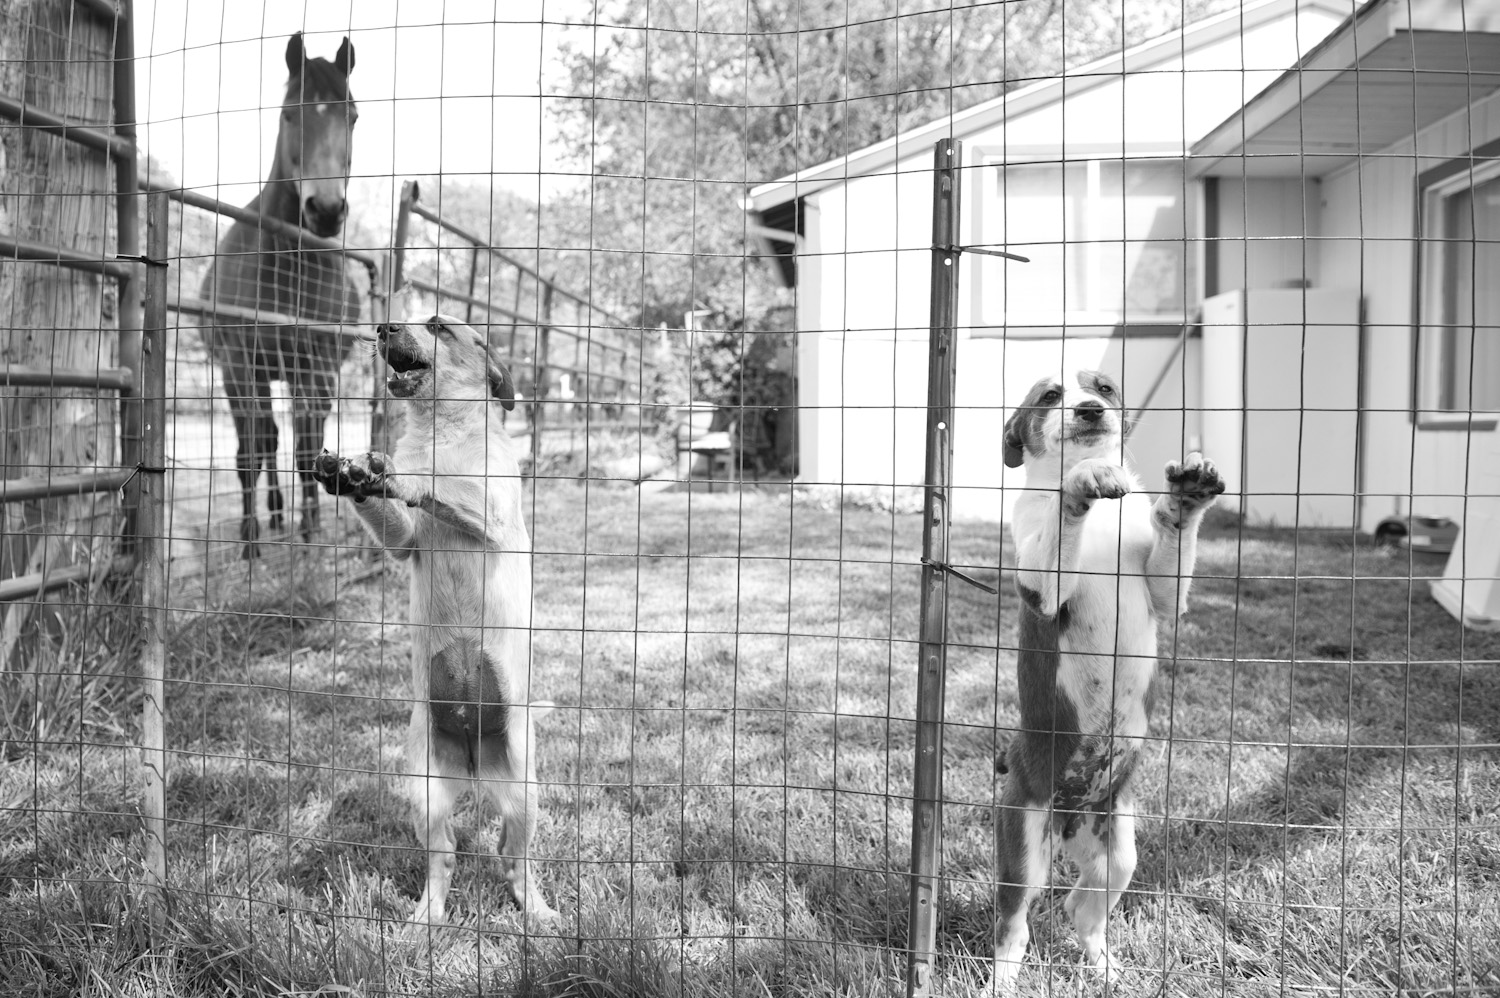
<box><xmin>1201</xmin><ymin>287</ymin><xmax>1362</xmax><ymax>528</ymax></box>
<box><xmin>1316</xmin><ymin>87</ymin><xmax>1500</xmax><ymax>531</ymax></box>
<box><xmin>791</xmin><ymin>2</ymin><xmax>1346</xmax><ymax>516</ymax></box>
<box><xmin>794</xmin><ymin>160</ymin><xmax>937</xmax><ymax>489</ymax></box>
<box><xmin>1212</xmin><ymin>177</ymin><xmax>1322</xmax><ymax>293</ymax></box>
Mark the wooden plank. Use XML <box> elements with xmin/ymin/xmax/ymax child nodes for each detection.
<box><xmin>0</xmin><ymin>554</ymin><xmax>133</xmax><ymax>602</ymax></box>
<box><xmin>0</xmin><ymin>469</ymin><xmax>134</xmax><ymax>504</ymax></box>
<box><xmin>0</xmin><ymin>364</ymin><xmax>133</xmax><ymax>390</ymax></box>
<box><xmin>0</xmin><ymin>232</ymin><xmax>136</xmax><ymax>279</ymax></box>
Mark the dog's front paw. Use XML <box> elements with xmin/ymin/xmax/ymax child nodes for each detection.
<box><xmin>313</xmin><ymin>448</ymin><xmax>396</xmax><ymax>501</ymax></box>
<box><xmin>1164</xmin><ymin>452</ymin><xmax>1225</xmax><ymax>511</ymax></box>
<box><xmin>1064</xmin><ymin>458</ymin><xmax>1132</xmax><ymax>515</ymax></box>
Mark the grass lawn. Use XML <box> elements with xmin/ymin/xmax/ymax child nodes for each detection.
<box><xmin>2</xmin><ymin>480</ymin><xmax>1498</xmax><ymax>996</ymax></box>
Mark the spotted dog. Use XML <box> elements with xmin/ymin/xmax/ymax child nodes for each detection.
<box><xmin>993</xmin><ymin>369</ymin><xmax>1223</xmax><ymax>987</ymax></box>
<box><xmin>314</xmin><ymin>314</ymin><xmax>557</xmax><ymax>925</ymax></box>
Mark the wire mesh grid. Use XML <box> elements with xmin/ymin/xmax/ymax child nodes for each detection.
<box><xmin>2</xmin><ymin>0</ymin><xmax>1499</xmax><ymax>995</ymax></box>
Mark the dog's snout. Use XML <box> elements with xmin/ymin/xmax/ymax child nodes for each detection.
<box><xmin>1075</xmin><ymin>400</ymin><xmax>1105</xmax><ymax>423</ymax></box>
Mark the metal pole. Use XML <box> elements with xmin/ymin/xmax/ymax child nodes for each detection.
<box><xmin>372</xmin><ymin>181</ymin><xmax>418</xmax><ymax>454</ymax></box>
<box><xmin>907</xmin><ymin>138</ymin><xmax>963</xmax><ymax>998</ymax></box>
<box><xmin>464</xmin><ymin>244</ymin><xmax>480</xmax><ymax>324</ymax></box>
<box><xmin>138</xmin><ymin>189</ymin><xmax>170</xmax><ymax>928</ymax></box>
<box><xmin>114</xmin><ymin>0</ymin><xmax>143</xmax><ymax>552</ymax></box>
<box><xmin>533</xmin><ymin>282</ymin><xmax>554</xmax><ymax>469</ymax></box>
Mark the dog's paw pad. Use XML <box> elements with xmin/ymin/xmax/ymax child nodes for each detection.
<box><xmin>313</xmin><ymin>449</ymin><xmax>362</xmax><ymax>497</ymax></box>
<box><xmin>313</xmin><ymin>449</ymin><xmax>341</xmax><ymax>479</ymax></box>
<box><xmin>1165</xmin><ymin>452</ymin><xmax>1226</xmax><ymax>505</ymax></box>
<box><xmin>342</xmin><ymin>452</ymin><xmax>395</xmax><ymax>499</ymax></box>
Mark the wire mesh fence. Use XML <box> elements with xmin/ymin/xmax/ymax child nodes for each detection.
<box><xmin>2</xmin><ymin>0</ymin><xmax>1500</xmax><ymax>996</ymax></box>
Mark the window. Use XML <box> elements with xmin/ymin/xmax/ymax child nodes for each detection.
<box><xmin>1419</xmin><ymin>163</ymin><xmax>1500</xmax><ymax>415</ymax></box>
<box><xmin>976</xmin><ymin>157</ymin><xmax>1194</xmax><ymax>327</ymax></box>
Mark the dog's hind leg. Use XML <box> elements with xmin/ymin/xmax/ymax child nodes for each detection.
<box><xmin>407</xmin><ymin>707</ymin><xmax>467</xmax><ymax>925</ymax></box>
<box><xmin>1062</xmin><ymin>798</ymin><xmax>1137</xmax><ymax>983</ymax></box>
<box><xmin>478</xmin><ymin>713</ymin><xmax>557</xmax><ymax>924</ymax></box>
<box><xmin>993</xmin><ymin>785</ymin><xmax>1055</xmax><ymax>989</ymax></box>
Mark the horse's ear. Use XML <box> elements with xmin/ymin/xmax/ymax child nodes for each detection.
<box><xmin>335</xmin><ymin>37</ymin><xmax>355</xmax><ymax>77</ymax></box>
<box><xmin>285</xmin><ymin>32</ymin><xmax>304</xmax><ymax>76</ymax></box>
<box><xmin>487</xmin><ymin>357</ymin><xmax>517</xmax><ymax>411</ymax></box>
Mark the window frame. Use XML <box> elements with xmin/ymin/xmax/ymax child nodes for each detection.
<box><xmin>1415</xmin><ymin>152</ymin><xmax>1500</xmax><ymax>427</ymax></box>
<box><xmin>969</xmin><ymin>147</ymin><xmax>1196</xmax><ymax>332</ymax></box>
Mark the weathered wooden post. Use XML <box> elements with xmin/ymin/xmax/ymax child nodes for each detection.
<box><xmin>137</xmin><ymin>189</ymin><xmax>170</xmax><ymax>925</ymax></box>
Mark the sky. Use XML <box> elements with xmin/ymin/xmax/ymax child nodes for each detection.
<box><xmin>132</xmin><ymin>0</ymin><xmax>579</xmax><ymax>228</ymax></box>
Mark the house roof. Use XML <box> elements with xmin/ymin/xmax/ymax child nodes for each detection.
<box><xmin>744</xmin><ymin>0</ymin><xmax>1353</xmax><ymax>216</ymax></box>
<box><xmin>1191</xmin><ymin>0</ymin><xmax>1500</xmax><ymax>177</ymax></box>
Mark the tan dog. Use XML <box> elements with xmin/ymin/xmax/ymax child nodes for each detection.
<box><xmin>315</xmin><ymin>313</ymin><xmax>556</xmax><ymax>924</ymax></box>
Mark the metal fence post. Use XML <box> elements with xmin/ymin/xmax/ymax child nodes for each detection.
<box><xmin>533</xmin><ymin>281</ymin><xmax>554</xmax><ymax>468</ymax></box>
<box><xmin>371</xmin><ymin>180</ymin><xmax>418</xmax><ymax>455</ymax></box>
<box><xmin>907</xmin><ymin>138</ymin><xmax>963</xmax><ymax>998</ymax></box>
<box><xmin>137</xmin><ymin>189</ymin><xmax>170</xmax><ymax>925</ymax></box>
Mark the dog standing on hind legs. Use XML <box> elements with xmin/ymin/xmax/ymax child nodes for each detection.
<box><xmin>993</xmin><ymin>369</ymin><xmax>1223</xmax><ymax>989</ymax></box>
<box><xmin>314</xmin><ymin>314</ymin><xmax>557</xmax><ymax>925</ymax></box>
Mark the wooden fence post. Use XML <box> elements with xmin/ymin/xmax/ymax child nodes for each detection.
<box><xmin>137</xmin><ymin>189</ymin><xmax>170</xmax><ymax>927</ymax></box>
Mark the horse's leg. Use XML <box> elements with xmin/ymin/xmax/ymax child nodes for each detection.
<box><xmin>226</xmin><ymin>366</ymin><xmax>279</xmax><ymax>559</ymax></box>
<box><xmin>291</xmin><ymin>362</ymin><xmax>336</xmax><ymax>542</ymax></box>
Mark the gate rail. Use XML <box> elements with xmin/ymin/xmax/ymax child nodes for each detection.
<box><xmin>392</xmin><ymin>180</ymin><xmax>676</xmax><ymax>462</ymax></box>
<box><xmin>0</xmin><ymin>0</ymin><xmax>146</xmax><ymax>604</ymax></box>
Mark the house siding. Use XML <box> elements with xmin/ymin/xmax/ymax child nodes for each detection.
<box><xmin>780</xmin><ymin>3</ymin><xmax>1344</xmax><ymax>518</ymax></box>
<box><xmin>1211</xmin><ymin>177</ymin><xmax>1322</xmax><ymax>293</ymax></box>
<box><xmin>1317</xmin><ymin>86</ymin><xmax>1500</xmax><ymax>531</ymax></box>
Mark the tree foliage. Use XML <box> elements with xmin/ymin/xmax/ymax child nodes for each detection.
<box><xmin>548</xmin><ymin>0</ymin><xmax>1236</xmax><ymax>326</ymax></box>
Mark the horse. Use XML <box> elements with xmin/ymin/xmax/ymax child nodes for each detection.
<box><xmin>200</xmin><ymin>32</ymin><xmax>361</xmax><ymax>556</ymax></box>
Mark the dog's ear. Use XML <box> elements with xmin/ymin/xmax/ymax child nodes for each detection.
<box><xmin>486</xmin><ymin>354</ymin><xmax>517</xmax><ymax>410</ymax></box>
<box><xmin>1002</xmin><ymin>409</ymin><xmax>1028</xmax><ymax>469</ymax></box>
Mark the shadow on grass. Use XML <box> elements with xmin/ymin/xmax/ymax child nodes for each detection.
<box><xmin>1137</xmin><ymin>527</ymin><xmax>1500</xmax><ymax>903</ymax></box>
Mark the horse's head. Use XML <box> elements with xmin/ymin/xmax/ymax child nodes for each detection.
<box><xmin>277</xmin><ymin>32</ymin><xmax>357</xmax><ymax>238</ymax></box>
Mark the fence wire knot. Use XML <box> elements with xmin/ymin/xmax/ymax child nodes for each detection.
<box><xmin>919</xmin><ymin>556</ymin><xmax>999</xmax><ymax>595</ymax></box>
<box><xmin>116</xmin><ymin>252</ymin><xmax>168</xmax><ymax>268</ymax></box>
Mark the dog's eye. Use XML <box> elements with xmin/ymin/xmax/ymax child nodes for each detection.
<box><xmin>1039</xmin><ymin>390</ymin><xmax>1061</xmax><ymax>405</ymax></box>
<box><xmin>1097</xmin><ymin>383</ymin><xmax>1114</xmax><ymax>396</ymax></box>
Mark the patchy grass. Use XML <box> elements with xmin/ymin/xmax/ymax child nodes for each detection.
<box><xmin>2</xmin><ymin>481</ymin><xmax>1498</xmax><ymax>996</ymax></box>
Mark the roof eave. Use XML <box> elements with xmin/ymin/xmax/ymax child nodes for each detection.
<box><xmin>748</xmin><ymin>0</ymin><xmax>1352</xmax><ymax>212</ymax></box>
<box><xmin>1184</xmin><ymin>0</ymin><xmax>1486</xmax><ymax>175</ymax></box>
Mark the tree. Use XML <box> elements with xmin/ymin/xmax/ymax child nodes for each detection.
<box><xmin>548</xmin><ymin>0</ymin><xmax>1237</xmax><ymax>327</ymax></box>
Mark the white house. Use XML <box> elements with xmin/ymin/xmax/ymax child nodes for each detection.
<box><xmin>1191</xmin><ymin>0</ymin><xmax>1500</xmax><ymax>627</ymax></box>
<box><xmin>745</xmin><ymin>0</ymin><xmax>1352</xmax><ymax>520</ymax></box>
<box><xmin>1190</xmin><ymin>0</ymin><xmax>1500</xmax><ymax>533</ymax></box>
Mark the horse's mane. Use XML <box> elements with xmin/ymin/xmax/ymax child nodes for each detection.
<box><xmin>285</xmin><ymin>57</ymin><xmax>352</xmax><ymax>105</ymax></box>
